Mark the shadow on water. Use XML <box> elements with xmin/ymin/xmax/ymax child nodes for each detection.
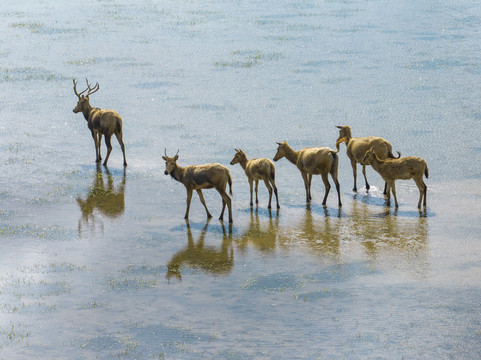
<box><xmin>166</xmin><ymin>219</ymin><xmax>234</xmax><ymax>282</ymax></box>
<box><xmin>77</xmin><ymin>164</ymin><xmax>126</xmax><ymax>235</ymax></box>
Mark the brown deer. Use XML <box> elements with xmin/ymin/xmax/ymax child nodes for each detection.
<box><xmin>230</xmin><ymin>149</ymin><xmax>280</xmax><ymax>210</ymax></box>
<box><xmin>336</xmin><ymin>125</ymin><xmax>400</xmax><ymax>193</ymax></box>
<box><xmin>361</xmin><ymin>147</ymin><xmax>428</xmax><ymax>208</ymax></box>
<box><xmin>163</xmin><ymin>150</ymin><xmax>234</xmax><ymax>223</ymax></box>
<box><xmin>72</xmin><ymin>79</ymin><xmax>127</xmax><ymax>167</ymax></box>
<box><xmin>273</xmin><ymin>141</ymin><xmax>342</xmax><ymax>207</ymax></box>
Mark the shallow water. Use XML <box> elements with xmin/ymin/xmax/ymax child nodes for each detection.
<box><xmin>1</xmin><ymin>0</ymin><xmax>481</xmax><ymax>358</ymax></box>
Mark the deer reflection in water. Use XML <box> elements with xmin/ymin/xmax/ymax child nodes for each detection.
<box><xmin>167</xmin><ymin>219</ymin><xmax>234</xmax><ymax>281</ymax></box>
<box><xmin>77</xmin><ymin>164</ymin><xmax>126</xmax><ymax>234</ymax></box>
<box><xmin>236</xmin><ymin>209</ymin><xmax>279</xmax><ymax>254</ymax></box>
<box><xmin>350</xmin><ymin>197</ymin><xmax>429</xmax><ymax>277</ymax></box>
<box><xmin>286</xmin><ymin>205</ymin><xmax>343</xmax><ymax>260</ymax></box>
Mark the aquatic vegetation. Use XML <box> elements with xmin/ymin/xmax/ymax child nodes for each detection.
<box><xmin>215</xmin><ymin>50</ymin><xmax>284</xmax><ymax>68</ymax></box>
<box><xmin>0</xmin><ymin>67</ymin><xmax>68</xmax><ymax>82</ymax></box>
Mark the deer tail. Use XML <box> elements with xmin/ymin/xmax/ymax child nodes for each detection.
<box><xmin>425</xmin><ymin>165</ymin><xmax>429</xmax><ymax>179</ymax></box>
<box><xmin>228</xmin><ymin>173</ymin><xmax>233</xmax><ymax>196</ymax></box>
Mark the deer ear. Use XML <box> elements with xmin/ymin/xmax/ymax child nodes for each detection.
<box><xmin>162</xmin><ymin>156</ymin><xmax>167</xmax><ymax>160</ymax></box>
<box><xmin>174</xmin><ymin>155</ymin><xmax>179</xmax><ymax>160</ymax></box>
<box><xmin>336</xmin><ymin>125</ymin><xmax>342</xmax><ymax>129</ymax></box>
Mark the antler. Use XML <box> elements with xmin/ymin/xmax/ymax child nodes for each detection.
<box><xmin>73</xmin><ymin>79</ymin><xmax>88</xmax><ymax>98</ymax></box>
<box><xmin>84</xmin><ymin>78</ymin><xmax>99</xmax><ymax>96</ymax></box>
<box><xmin>164</xmin><ymin>149</ymin><xmax>180</xmax><ymax>157</ymax></box>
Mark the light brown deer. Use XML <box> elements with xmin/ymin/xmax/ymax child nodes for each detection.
<box><xmin>163</xmin><ymin>150</ymin><xmax>233</xmax><ymax>223</ymax></box>
<box><xmin>336</xmin><ymin>125</ymin><xmax>400</xmax><ymax>193</ymax></box>
<box><xmin>73</xmin><ymin>78</ymin><xmax>127</xmax><ymax>167</ymax></box>
<box><xmin>361</xmin><ymin>147</ymin><xmax>428</xmax><ymax>208</ymax></box>
<box><xmin>230</xmin><ymin>149</ymin><xmax>280</xmax><ymax>210</ymax></box>
<box><xmin>273</xmin><ymin>141</ymin><xmax>342</xmax><ymax>207</ymax></box>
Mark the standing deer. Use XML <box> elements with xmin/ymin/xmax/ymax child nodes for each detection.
<box><xmin>361</xmin><ymin>147</ymin><xmax>428</xmax><ymax>209</ymax></box>
<box><xmin>230</xmin><ymin>149</ymin><xmax>280</xmax><ymax>210</ymax></box>
<box><xmin>163</xmin><ymin>150</ymin><xmax>233</xmax><ymax>223</ymax></box>
<box><xmin>72</xmin><ymin>78</ymin><xmax>127</xmax><ymax>167</ymax></box>
<box><xmin>335</xmin><ymin>125</ymin><xmax>399</xmax><ymax>193</ymax></box>
<box><xmin>273</xmin><ymin>141</ymin><xmax>342</xmax><ymax>207</ymax></box>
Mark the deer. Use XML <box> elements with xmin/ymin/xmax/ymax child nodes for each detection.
<box><xmin>361</xmin><ymin>147</ymin><xmax>429</xmax><ymax>209</ymax></box>
<box><xmin>163</xmin><ymin>150</ymin><xmax>234</xmax><ymax>223</ymax></box>
<box><xmin>230</xmin><ymin>149</ymin><xmax>280</xmax><ymax>210</ymax></box>
<box><xmin>335</xmin><ymin>125</ymin><xmax>400</xmax><ymax>193</ymax></box>
<box><xmin>273</xmin><ymin>141</ymin><xmax>342</xmax><ymax>208</ymax></box>
<box><xmin>72</xmin><ymin>78</ymin><xmax>127</xmax><ymax>167</ymax></box>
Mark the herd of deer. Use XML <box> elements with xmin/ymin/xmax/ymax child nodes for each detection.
<box><xmin>73</xmin><ymin>79</ymin><xmax>429</xmax><ymax>223</ymax></box>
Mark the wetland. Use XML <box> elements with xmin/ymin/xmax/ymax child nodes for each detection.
<box><xmin>1</xmin><ymin>0</ymin><xmax>480</xmax><ymax>358</ymax></box>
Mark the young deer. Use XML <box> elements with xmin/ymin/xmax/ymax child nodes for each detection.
<box><xmin>230</xmin><ymin>149</ymin><xmax>280</xmax><ymax>210</ymax></box>
<box><xmin>361</xmin><ymin>147</ymin><xmax>428</xmax><ymax>208</ymax></box>
<box><xmin>273</xmin><ymin>141</ymin><xmax>342</xmax><ymax>207</ymax></box>
<box><xmin>72</xmin><ymin>79</ymin><xmax>127</xmax><ymax>167</ymax></box>
<box><xmin>163</xmin><ymin>150</ymin><xmax>233</xmax><ymax>223</ymax></box>
<box><xmin>336</xmin><ymin>125</ymin><xmax>399</xmax><ymax>193</ymax></box>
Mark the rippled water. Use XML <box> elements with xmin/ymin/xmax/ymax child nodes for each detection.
<box><xmin>1</xmin><ymin>0</ymin><xmax>480</xmax><ymax>358</ymax></box>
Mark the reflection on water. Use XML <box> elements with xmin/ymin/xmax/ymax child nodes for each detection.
<box><xmin>282</xmin><ymin>205</ymin><xmax>343</xmax><ymax>261</ymax></box>
<box><xmin>350</xmin><ymin>197</ymin><xmax>429</xmax><ymax>277</ymax></box>
<box><xmin>165</xmin><ymin>200</ymin><xmax>430</xmax><ymax>280</ymax></box>
<box><xmin>166</xmin><ymin>219</ymin><xmax>234</xmax><ymax>281</ymax></box>
<box><xmin>236</xmin><ymin>209</ymin><xmax>279</xmax><ymax>253</ymax></box>
<box><xmin>77</xmin><ymin>165</ymin><xmax>126</xmax><ymax>234</ymax></box>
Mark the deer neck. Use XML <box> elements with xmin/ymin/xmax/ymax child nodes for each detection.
<box><xmin>82</xmin><ymin>102</ymin><xmax>93</xmax><ymax>121</ymax></box>
<box><xmin>369</xmin><ymin>153</ymin><xmax>384</xmax><ymax>171</ymax></box>
<box><xmin>284</xmin><ymin>145</ymin><xmax>300</xmax><ymax>165</ymax></box>
<box><xmin>170</xmin><ymin>164</ymin><xmax>185</xmax><ymax>183</ymax></box>
<box><xmin>238</xmin><ymin>157</ymin><xmax>249</xmax><ymax>171</ymax></box>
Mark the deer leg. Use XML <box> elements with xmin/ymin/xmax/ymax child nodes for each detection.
<box><xmin>255</xmin><ymin>180</ymin><xmax>259</xmax><ymax>205</ymax></box>
<box><xmin>362</xmin><ymin>164</ymin><xmax>370</xmax><ymax>191</ymax></box>
<box><xmin>91</xmin><ymin>131</ymin><xmax>100</xmax><ymax>163</ymax></box>
<box><xmin>216</xmin><ymin>187</ymin><xmax>233</xmax><ymax>223</ymax></box>
<box><xmin>391</xmin><ymin>181</ymin><xmax>399</xmax><ymax>208</ymax></box>
<box><xmin>350</xmin><ymin>159</ymin><xmax>357</xmax><ymax>192</ymax></box>
<box><xmin>114</xmin><ymin>131</ymin><xmax>127</xmax><ymax>167</ymax></box>
<box><xmin>321</xmin><ymin>173</ymin><xmax>331</xmax><ymax>207</ymax></box>
<box><xmin>103</xmin><ymin>134</ymin><xmax>113</xmax><ymax>167</ymax></box>
<box><xmin>414</xmin><ymin>177</ymin><xmax>427</xmax><ymax>208</ymax></box>
<box><xmin>331</xmin><ymin>174</ymin><xmax>342</xmax><ymax>208</ymax></box>
<box><xmin>301</xmin><ymin>172</ymin><xmax>310</xmax><ymax>203</ymax></box>
<box><xmin>269</xmin><ymin>177</ymin><xmax>280</xmax><ymax>209</ymax></box>
<box><xmin>248</xmin><ymin>178</ymin><xmax>254</xmax><ymax>207</ymax></box>
<box><xmin>263</xmin><ymin>178</ymin><xmax>273</xmax><ymax>209</ymax></box>
<box><xmin>196</xmin><ymin>189</ymin><xmax>212</xmax><ymax>218</ymax></box>
<box><xmin>184</xmin><ymin>189</ymin><xmax>193</xmax><ymax>219</ymax></box>
<box><xmin>309</xmin><ymin>174</ymin><xmax>314</xmax><ymax>201</ymax></box>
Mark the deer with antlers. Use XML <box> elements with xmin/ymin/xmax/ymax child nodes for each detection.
<box><xmin>72</xmin><ymin>79</ymin><xmax>127</xmax><ymax>167</ymax></box>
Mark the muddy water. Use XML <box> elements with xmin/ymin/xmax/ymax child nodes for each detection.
<box><xmin>1</xmin><ymin>0</ymin><xmax>481</xmax><ymax>358</ymax></box>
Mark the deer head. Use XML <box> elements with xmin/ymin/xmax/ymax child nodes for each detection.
<box><xmin>162</xmin><ymin>149</ymin><xmax>180</xmax><ymax>175</ymax></box>
<box><xmin>73</xmin><ymin>78</ymin><xmax>99</xmax><ymax>113</ymax></box>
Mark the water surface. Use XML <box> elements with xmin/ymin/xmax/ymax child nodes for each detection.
<box><xmin>1</xmin><ymin>0</ymin><xmax>480</xmax><ymax>358</ymax></box>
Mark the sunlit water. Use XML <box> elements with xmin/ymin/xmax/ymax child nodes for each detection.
<box><xmin>1</xmin><ymin>0</ymin><xmax>480</xmax><ymax>358</ymax></box>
